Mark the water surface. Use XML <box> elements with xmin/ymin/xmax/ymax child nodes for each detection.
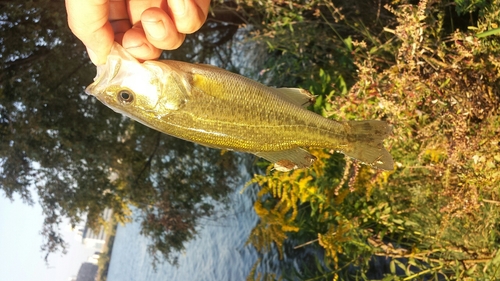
<box><xmin>106</xmin><ymin>162</ymin><xmax>276</xmax><ymax>281</ymax></box>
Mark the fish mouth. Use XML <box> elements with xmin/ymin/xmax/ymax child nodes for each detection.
<box><xmin>85</xmin><ymin>65</ymin><xmax>105</xmax><ymax>96</ymax></box>
<box><xmin>85</xmin><ymin>42</ymin><xmax>138</xmax><ymax>97</ymax></box>
<box><xmin>85</xmin><ymin>56</ymin><xmax>121</xmax><ymax>97</ymax></box>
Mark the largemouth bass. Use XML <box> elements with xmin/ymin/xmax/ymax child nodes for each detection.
<box><xmin>86</xmin><ymin>43</ymin><xmax>394</xmax><ymax>171</ymax></box>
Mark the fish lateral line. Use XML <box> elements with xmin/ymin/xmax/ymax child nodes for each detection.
<box><xmin>86</xmin><ymin>42</ymin><xmax>395</xmax><ymax>172</ymax></box>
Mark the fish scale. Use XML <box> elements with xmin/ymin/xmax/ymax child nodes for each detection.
<box><xmin>86</xmin><ymin>43</ymin><xmax>394</xmax><ymax>171</ymax></box>
<box><xmin>153</xmin><ymin>68</ymin><xmax>341</xmax><ymax>151</ymax></box>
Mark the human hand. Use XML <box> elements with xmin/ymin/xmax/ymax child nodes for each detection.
<box><xmin>65</xmin><ymin>0</ymin><xmax>210</xmax><ymax>65</ymax></box>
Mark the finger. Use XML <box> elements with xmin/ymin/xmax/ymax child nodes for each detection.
<box><xmin>141</xmin><ymin>7</ymin><xmax>186</xmax><ymax>50</ymax></box>
<box><xmin>108</xmin><ymin>0</ymin><xmax>134</xmax><ymax>45</ymax></box>
<box><xmin>65</xmin><ymin>0</ymin><xmax>114</xmax><ymax>64</ymax></box>
<box><xmin>110</xmin><ymin>19</ymin><xmax>131</xmax><ymax>45</ymax></box>
<box><xmin>167</xmin><ymin>0</ymin><xmax>210</xmax><ymax>34</ymax></box>
<box><xmin>108</xmin><ymin>0</ymin><xmax>130</xmax><ymax>22</ymax></box>
<box><xmin>126</xmin><ymin>0</ymin><xmax>171</xmax><ymax>26</ymax></box>
<box><xmin>122</xmin><ymin>24</ymin><xmax>163</xmax><ymax>61</ymax></box>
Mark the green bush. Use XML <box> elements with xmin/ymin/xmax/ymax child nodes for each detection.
<box><xmin>244</xmin><ymin>0</ymin><xmax>500</xmax><ymax>279</ymax></box>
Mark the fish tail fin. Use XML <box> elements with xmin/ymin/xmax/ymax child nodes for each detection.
<box><xmin>342</xmin><ymin>120</ymin><xmax>394</xmax><ymax>170</ymax></box>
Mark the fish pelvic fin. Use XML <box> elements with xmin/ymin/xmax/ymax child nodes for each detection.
<box><xmin>342</xmin><ymin>120</ymin><xmax>394</xmax><ymax>170</ymax></box>
<box><xmin>254</xmin><ymin>148</ymin><xmax>317</xmax><ymax>172</ymax></box>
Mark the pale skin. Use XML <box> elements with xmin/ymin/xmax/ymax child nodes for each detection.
<box><xmin>65</xmin><ymin>0</ymin><xmax>211</xmax><ymax>65</ymax></box>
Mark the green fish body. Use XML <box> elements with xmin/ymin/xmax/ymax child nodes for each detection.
<box><xmin>86</xmin><ymin>43</ymin><xmax>394</xmax><ymax>171</ymax></box>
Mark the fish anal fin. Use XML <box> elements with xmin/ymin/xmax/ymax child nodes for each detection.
<box><xmin>274</xmin><ymin>88</ymin><xmax>316</xmax><ymax>108</ymax></box>
<box><xmin>254</xmin><ymin>148</ymin><xmax>317</xmax><ymax>172</ymax></box>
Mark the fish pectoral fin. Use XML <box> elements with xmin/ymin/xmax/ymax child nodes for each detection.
<box><xmin>254</xmin><ymin>148</ymin><xmax>317</xmax><ymax>172</ymax></box>
<box><xmin>273</xmin><ymin>88</ymin><xmax>316</xmax><ymax>108</ymax></box>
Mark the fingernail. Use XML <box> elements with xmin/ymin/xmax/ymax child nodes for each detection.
<box><xmin>170</xmin><ymin>0</ymin><xmax>186</xmax><ymax>16</ymax></box>
<box><xmin>143</xmin><ymin>20</ymin><xmax>167</xmax><ymax>40</ymax></box>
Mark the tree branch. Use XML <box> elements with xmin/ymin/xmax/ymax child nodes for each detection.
<box><xmin>135</xmin><ymin>132</ymin><xmax>162</xmax><ymax>184</ymax></box>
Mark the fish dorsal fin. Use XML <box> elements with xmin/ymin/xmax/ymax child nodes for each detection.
<box><xmin>273</xmin><ymin>88</ymin><xmax>316</xmax><ymax>108</ymax></box>
<box><xmin>254</xmin><ymin>148</ymin><xmax>317</xmax><ymax>172</ymax></box>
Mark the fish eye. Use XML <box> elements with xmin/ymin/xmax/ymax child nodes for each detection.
<box><xmin>118</xmin><ymin>90</ymin><xmax>134</xmax><ymax>104</ymax></box>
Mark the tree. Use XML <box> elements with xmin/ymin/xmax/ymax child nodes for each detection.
<box><xmin>0</xmin><ymin>0</ymin><xmax>243</xmax><ymax>263</ymax></box>
<box><xmin>1</xmin><ymin>0</ymin><xmax>392</xmax><ymax>267</ymax></box>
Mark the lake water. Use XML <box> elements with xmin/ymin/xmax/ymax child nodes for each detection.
<box><xmin>106</xmin><ymin>161</ymin><xmax>279</xmax><ymax>281</ymax></box>
<box><xmin>105</xmin><ymin>34</ymin><xmax>287</xmax><ymax>281</ymax></box>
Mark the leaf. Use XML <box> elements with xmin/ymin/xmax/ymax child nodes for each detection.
<box><xmin>390</xmin><ymin>259</ymin><xmax>396</xmax><ymax>274</ymax></box>
<box><xmin>392</xmin><ymin>218</ymin><xmax>404</xmax><ymax>225</ymax></box>
<box><xmin>344</xmin><ymin>36</ymin><xmax>353</xmax><ymax>51</ymax></box>
<box><xmin>476</xmin><ymin>27</ymin><xmax>500</xmax><ymax>38</ymax></box>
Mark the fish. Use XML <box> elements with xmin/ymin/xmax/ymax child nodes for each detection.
<box><xmin>86</xmin><ymin>42</ymin><xmax>394</xmax><ymax>171</ymax></box>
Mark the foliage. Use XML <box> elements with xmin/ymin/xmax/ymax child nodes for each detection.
<box><xmin>220</xmin><ymin>0</ymin><xmax>361</xmax><ymax>87</ymax></box>
<box><xmin>0</xmin><ymin>0</ymin><xmax>240</xmax><ymax>264</ymax></box>
<box><xmin>244</xmin><ymin>0</ymin><xmax>500</xmax><ymax>280</ymax></box>
<box><xmin>3</xmin><ymin>0</ymin><xmax>500</xmax><ymax>278</ymax></box>
<box><xmin>246</xmin><ymin>149</ymin><xmax>333</xmax><ymax>259</ymax></box>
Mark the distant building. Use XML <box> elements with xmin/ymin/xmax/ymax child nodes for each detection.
<box><xmin>86</xmin><ymin>251</ymin><xmax>101</xmax><ymax>265</ymax></box>
<box><xmin>74</xmin><ymin>208</ymin><xmax>113</xmax><ymax>252</ymax></box>
<box><xmin>76</xmin><ymin>262</ymin><xmax>98</xmax><ymax>281</ymax></box>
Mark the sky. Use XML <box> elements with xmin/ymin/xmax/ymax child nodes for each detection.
<box><xmin>0</xmin><ymin>192</ymin><xmax>96</xmax><ymax>281</ymax></box>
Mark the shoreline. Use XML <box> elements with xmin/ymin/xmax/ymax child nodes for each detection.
<box><xmin>95</xmin><ymin>221</ymin><xmax>118</xmax><ymax>281</ymax></box>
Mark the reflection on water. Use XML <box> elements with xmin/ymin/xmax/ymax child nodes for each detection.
<box><xmin>103</xmin><ymin>30</ymin><xmax>283</xmax><ymax>281</ymax></box>
<box><xmin>106</xmin><ymin>157</ymin><xmax>278</xmax><ymax>281</ymax></box>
